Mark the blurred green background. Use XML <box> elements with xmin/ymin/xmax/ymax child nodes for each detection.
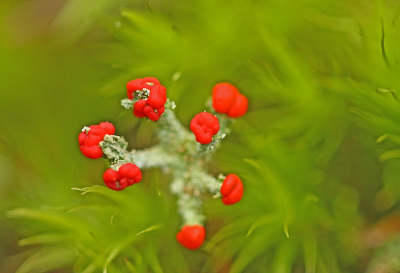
<box><xmin>1</xmin><ymin>0</ymin><xmax>400</xmax><ymax>272</ymax></box>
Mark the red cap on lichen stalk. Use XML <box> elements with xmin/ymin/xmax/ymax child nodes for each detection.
<box><xmin>212</xmin><ymin>83</ymin><xmax>248</xmax><ymax>118</ymax></box>
<box><xmin>127</xmin><ymin>77</ymin><xmax>167</xmax><ymax>121</ymax></box>
<box><xmin>176</xmin><ymin>225</ymin><xmax>206</xmax><ymax>250</ymax></box>
<box><xmin>190</xmin><ymin>112</ymin><xmax>220</xmax><ymax>144</ymax></box>
<box><xmin>78</xmin><ymin>122</ymin><xmax>115</xmax><ymax>159</ymax></box>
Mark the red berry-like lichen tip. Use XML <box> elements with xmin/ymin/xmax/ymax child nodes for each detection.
<box><xmin>176</xmin><ymin>225</ymin><xmax>206</xmax><ymax>250</ymax></box>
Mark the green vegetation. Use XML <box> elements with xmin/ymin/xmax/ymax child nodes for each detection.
<box><xmin>1</xmin><ymin>0</ymin><xmax>400</xmax><ymax>272</ymax></box>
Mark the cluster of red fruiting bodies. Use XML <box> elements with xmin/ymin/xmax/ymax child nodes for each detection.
<box><xmin>79</xmin><ymin>122</ymin><xmax>115</xmax><ymax>159</ymax></box>
<box><xmin>103</xmin><ymin>163</ymin><xmax>142</xmax><ymax>191</ymax></box>
<box><xmin>78</xmin><ymin>77</ymin><xmax>248</xmax><ymax>250</ymax></box>
<box><xmin>127</xmin><ymin>77</ymin><xmax>167</xmax><ymax>121</ymax></box>
<box><xmin>212</xmin><ymin>82</ymin><xmax>248</xmax><ymax>118</ymax></box>
<box><xmin>190</xmin><ymin>112</ymin><xmax>220</xmax><ymax>144</ymax></box>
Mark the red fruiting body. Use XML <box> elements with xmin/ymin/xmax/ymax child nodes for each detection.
<box><xmin>212</xmin><ymin>83</ymin><xmax>248</xmax><ymax>118</ymax></box>
<box><xmin>79</xmin><ymin>122</ymin><xmax>115</xmax><ymax>159</ymax></box>
<box><xmin>133</xmin><ymin>99</ymin><xmax>165</xmax><ymax>121</ymax></box>
<box><xmin>146</xmin><ymin>84</ymin><xmax>167</xmax><ymax>109</ymax></box>
<box><xmin>127</xmin><ymin>77</ymin><xmax>167</xmax><ymax>121</ymax></box>
<box><xmin>227</xmin><ymin>94</ymin><xmax>248</xmax><ymax>118</ymax></box>
<box><xmin>220</xmin><ymin>174</ymin><xmax>244</xmax><ymax>205</ymax></box>
<box><xmin>103</xmin><ymin>163</ymin><xmax>142</xmax><ymax>191</ymax></box>
<box><xmin>176</xmin><ymin>225</ymin><xmax>206</xmax><ymax>250</ymax></box>
<box><xmin>212</xmin><ymin>83</ymin><xmax>239</xmax><ymax>113</ymax></box>
<box><xmin>126</xmin><ymin>77</ymin><xmax>160</xmax><ymax>99</ymax></box>
<box><xmin>103</xmin><ymin>169</ymin><xmax>120</xmax><ymax>189</ymax></box>
<box><xmin>190</xmin><ymin>112</ymin><xmax>220</xmax><ymax>144</ymax></box>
